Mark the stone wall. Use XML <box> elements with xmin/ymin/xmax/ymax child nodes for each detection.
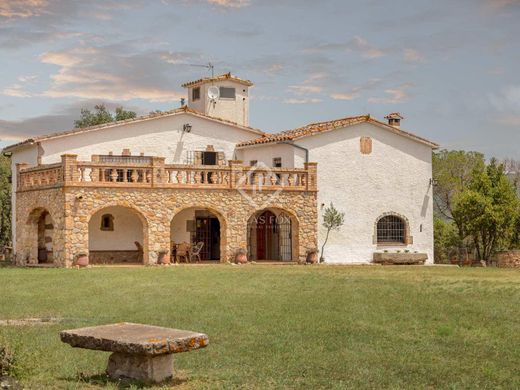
<box><xmin>495</xmin><ymin>250</ymin><xmax>520</xmax><ymax>268</ymax></box>
<box><xmin>16</xmin><ymin>186</ymin><xmax>317</xmax><ymax>267</ymax></box>
<box><xmin>89</xmin><ymin>251</ymin><xmax>141</xmax><ymax>264</ymax></box>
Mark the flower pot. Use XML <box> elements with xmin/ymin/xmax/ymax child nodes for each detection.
<box><xmin>306</xmin><ymin>252</ymin><xmax>318</xmax><ymax>264</ymax></box>
<box><xmin>76</xmin><ymin>254</ymin><xmax>89</xmax><ymax>267</ymax></box>
<box><xmin>235</xmin><ymin>252</ymin><xmax>248</xmax><ymax>264</ymax></box>
<box><xmin>158</xmin><ymin>251</ymin><xmax>170</xmax><ymax>265</ymax></box>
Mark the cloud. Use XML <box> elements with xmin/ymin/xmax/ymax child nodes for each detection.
<box><xmin>403</xmin><ymin>49</ymin><xmax>425</xmax><ymax>63</ymax></box>
<box><xmin>489</xmin><ymin>85</ymin><xmax>520</xmax><ymax>111</ymax></box>
<box><xmin>0</xmin><ymin>101</ymin><xmax>146</xmax><ymax>141</ymax></box>
<box><xmin>368</xmin><ymin>83</ymin><xmax>414</xmax><ymax>104</ymax></box>
<box><xmin>37</xmin><ymin>46</ymin><xmax>198</xmax><ymax>102</ymax></box>
<box><xmin>0</xmin><ymin>0</ymin><xmax>48</xmax><ymax>19</ymax></box>
<box><xmin>305</xmin><ymin>36</ymin><xmax>386</xmax><ymax>59</ymax></box>
<box><xmin>289</xmin><ymin>85</ymin><xmax>323</xmax><ymax>94</ymax></box>
<box><xmin>207</xmin><ymin>0</ymin><xmax>250</xmax><ymax>7</ymax></box>
<box><xmin>330</xmin><ymin>93</ymin><xmax>358</xmax><ymax>101</ymax></box>
<box><xmin>485</xmin><ymin>0</ymin><xmax>520</xmax><ymax>9</ymax></box>
<box><xmin>283</xmin><ymin>98</ymin><xmax>322</xmax><ymax>104</ymax></box>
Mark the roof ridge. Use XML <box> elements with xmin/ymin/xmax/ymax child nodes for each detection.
<box><xmin>3</xmin><ymin>106</ymin><xmax>263</xmax><ymax>153</ymax></box>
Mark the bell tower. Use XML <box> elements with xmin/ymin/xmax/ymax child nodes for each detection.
<box><xmin>182</xmin><ymin>73</ymin><xmax>253</xmax><ymax>127</ymax></box>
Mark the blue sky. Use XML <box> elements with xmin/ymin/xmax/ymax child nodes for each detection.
<box><xmin>0</xmin><ymin>0</ymin><xmax>519</xmax><ymax>158</ymax></box>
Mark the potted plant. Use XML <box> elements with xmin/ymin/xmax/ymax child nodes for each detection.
<box><xmin>75</xmin><ymin>253</ymin><xmax>89</xmax><ymax>267</ymax></box>
<box><xmin>158</xmin><ymin>249</ymin><xmax>170</xmax><ymax>265</ymax></box>
<box><xmin>235</xmin><ymin>248</ymin><xmax>248</xmax><ymax>264</ymax></box>
<box><xmin>306</xmin><ymin>249</ymin><xmax>319</xmax><ymax>264</ymax></box>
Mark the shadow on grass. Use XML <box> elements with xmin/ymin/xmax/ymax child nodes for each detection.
<box><xmin>62</xmin><ymin>372</ymin><xmax>188</xmax><ymax>389</ymax></box>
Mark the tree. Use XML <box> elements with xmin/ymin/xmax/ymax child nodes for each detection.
<box><xmin>73</xmin><ymin>104</ymin><xmax>136</xmax><ymax>128</ymax></box>
<box><xmin>452</xmin><ymin>159</ymin><xmax>519</xmax><ymax>263</ymax></box>
<box><xmin>320</xmin><ymin>203</ymin><xmax>345</xmax><ymax>263</ymax></box>
<box><xmin>433</xmin><ymin>216</ymin><xmax>459</xmax><ymax>263</ymax></box>
<box><xmin>432</xmin><ymin>150</ymin><xmax>486</xmax><ymax>242</ymax></box>
<box><xmin>115</xmin><ymin>106</ymin><xmax>137</xmax><ymax>122</ymax></box>
<box><xmin>0</xmin><ymin>154</ymin><xmax>11</xmax><ymax>248</ymax></box>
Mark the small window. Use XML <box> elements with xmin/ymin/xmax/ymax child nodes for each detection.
<box><xmin>100</xmin><ymin>214</ymin><xmax>114</xmax><ymax>231</ymax></box>
<box><xmin>273</xmin><ymin>157</ymin><xmax>282</xmax><ymax>168</ymax></box>
<box><xmin>360</xmin><ymin>137</ymin><xmax>372</xmax><ymax>154</ymax></box>
<box><xmin>219</xmin><ymin>87</ymin><xmax>236</xmax><ymax>99</ymax></box>
<box><xmin>250</xmin><ymin>160</ymin><xmax>258</xmax><ymax>167</ymax></box>
<box><xmin>192</xmin><ymin>87</ymin><xmax>200</xmax><ymax>101</ymax></box>
<box><xmin>377</xmin><ymin>215</ymin><xmax>405</xmax><ymax>244</ymax></box>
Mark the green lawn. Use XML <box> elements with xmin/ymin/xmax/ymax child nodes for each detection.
<box><xmin>1</xmin><ymin>265</ymin><xmax>520</xmax><ymax>389</ymax></box>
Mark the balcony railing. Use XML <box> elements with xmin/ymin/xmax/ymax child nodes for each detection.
<box><xmin>17</xmin><ymin>154</ymin><xmax>317</xmax><ymax>192</ymax></box>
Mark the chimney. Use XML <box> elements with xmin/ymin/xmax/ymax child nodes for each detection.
<box><xmin>385</xmin><ymin>112</ymin><xmax>403</xmax><ymax>128</ymax></box>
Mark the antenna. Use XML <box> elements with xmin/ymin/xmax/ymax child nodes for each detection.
<box><xmin>187</xmin><ymin>62</ymin><xmax>214</xmax><ymax>77</ymax></box>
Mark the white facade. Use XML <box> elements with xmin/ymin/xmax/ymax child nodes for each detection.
<box><xmin>237</xmin><ymin>122</ymin><xmax>434</xmax><ymax>264</ymax></box>
<box><xmin>6</xmin><ymin>74</ymin><xmax>436</xmax><ymax>263</ymax></box>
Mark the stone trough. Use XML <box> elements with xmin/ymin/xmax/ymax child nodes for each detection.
<box><xmin>60</xmin><ymin>322</ymin><xmax>209</xmax><ymax>383</ymax></box>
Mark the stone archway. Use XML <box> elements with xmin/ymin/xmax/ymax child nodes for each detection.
<box><xmin>247</xmin><ymin>208</ymin><xmax>298</xmax><ymax>261</ymax></box>
<box><xmin>170</xmin><ymin>206</ymin><xmax>227</xmax><ymax>262</ymax></box>
<box><xmin>26</xmin><ymin>208</ymin><xmax>55</xmax><ymax>264</ymax></box>
<box><xmin>88</xmin><ymin>206</ymin><xmax>149</xmax><ymax>264</ymax></box>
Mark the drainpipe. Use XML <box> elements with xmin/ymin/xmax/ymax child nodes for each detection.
<box><xmin>277</xmin><ymin>141</ymin><xmax>309</xmax><ymax>164</ymax></box>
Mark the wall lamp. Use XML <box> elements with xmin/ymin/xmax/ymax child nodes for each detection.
<box><xmin>183</xmin><ymin>123</ymin><xmax>192</xmax><ymax>133</ymax></box>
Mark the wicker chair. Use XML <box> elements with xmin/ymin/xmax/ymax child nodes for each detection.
<box><xmin>176</xmin><ymin>242</ymin><xmax>191</xmax><ymax>263</ymax></box>
<box><xmin>189</xmin><ymin>242</ymin><xmax>205</xmax><ymax>263</ymax></box>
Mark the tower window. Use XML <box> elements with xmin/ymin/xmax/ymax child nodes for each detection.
<box><xmin>192</xmin><ymin>87</ymin><xmax>200</xmax><ymax>101</ymax></box>
<box><xmin>219</xmin><ymin>87</ymin><xmax>236</xmax><ymax>99</ymax></box>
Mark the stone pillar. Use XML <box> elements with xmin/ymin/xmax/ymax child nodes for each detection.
<box><xmin>61</xmin><ymin>154</ymin><xmax>78</xmax><ymax>185</ymax></box>
<box><xmin>16</xmin><ymin>163</ymin><xmax>29</xmax><ymax>191</ymax></box>
<box><xmin>146</xmin><ymin>213</ymin><xmax>170</xmax><ymax>265</ymax></box>
<box><xmin>304</xmin><ymin>162</ymin><xmax>318</xmax><ymax>191</ymax></box>
<box><xmin>228</xmin><ymin>160</ymin><xmax>243</xmax><ymax>189</ymax></box>
<box><xmin>151</xmin><ymin>157</ymin><xmax>165</xmax><ymax>187</ymax></box>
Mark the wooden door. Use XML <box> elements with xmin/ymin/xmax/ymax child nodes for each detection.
<box><xmin>256</xmin><ymin>211</ymin><xmax>277</xmax><ymax>260</ymax></box>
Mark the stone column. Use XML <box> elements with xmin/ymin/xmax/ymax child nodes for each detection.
<box><xmin>228</xmin><ymin>160</ymin><xmax>243</xmax><ymax>189</ymax></box>
<box><xmin>304</xmin><ymin>162</ymin><xmax>318</xmax><ymax>191</ymax></box>
<box><xmin>61</xmin><ymin>154</ymin><xmax>78</xmax><ymax>185</ymax></box>
<box><xmin>146</xmin><ymin>212</ymin><xmax>170</xmax><ymax>265</ymax></box>
<box><xmin>151</xmin><ymin>157</ymin><xmax>165</xmax><ymax>187</ymax></box>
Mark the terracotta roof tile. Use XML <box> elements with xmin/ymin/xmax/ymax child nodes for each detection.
<box><xmin>181</xmin><ymin>72</ymin><xmax>254</xmax><ymax>88</ymax></box>
<box><xmin>236</xmin><ymin>114</ymin><xmax>438</xmax><ymax>148</ymax></box>
<box><xmin>3</xmin><ymin>106</ymin><xmax>264</xmax><ymax>153</ymax></box>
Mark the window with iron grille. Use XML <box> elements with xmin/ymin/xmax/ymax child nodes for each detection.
<box><xmin>219</xmin><ymin>87</ymin><xmax>236</xmax><ymax>99</ymax></box>
<box><xmin>377</xmin><ymin>215</ymin><xmax>406</xmax><ymax>243</ymax></box>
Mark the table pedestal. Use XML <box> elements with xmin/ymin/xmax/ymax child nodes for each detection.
<box><xmin>106</xmin><ymin>352</ymin><xmax>173</xmax><ymax>383</ymax></box>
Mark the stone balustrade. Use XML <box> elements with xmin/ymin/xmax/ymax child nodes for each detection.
<box><xmin>17</xmin><ymin>154</ymin><xmax>318</xmax><ymax>192</ymax></box>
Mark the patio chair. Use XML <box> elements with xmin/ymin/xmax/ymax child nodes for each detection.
<box><xmin>189</xmin><ymin>242</ymin><xmax>205</xmax><ymax>263</ymax></box>
<box><xmin>176</xmin><ymin>242</ymin><xmax>191</xmax><ymax>263</ymax></box>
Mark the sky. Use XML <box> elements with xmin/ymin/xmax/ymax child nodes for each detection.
<box><xmin>0</xmin><ymin>0</ymin><xmax>519</xmax><ymax>158</ymax></box>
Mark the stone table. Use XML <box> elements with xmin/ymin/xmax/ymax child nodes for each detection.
<box><xmin>60</xmin><ymin>322</ymin><xmax>209</xmax><ymax>383</ymax></box>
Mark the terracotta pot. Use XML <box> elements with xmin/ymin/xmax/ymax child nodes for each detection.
<box><xmin>306</xmin><ymin>252</ymin><xmax>318</xmax><ymax>264</ymax></box>
<box><xmin>235</xmin><ymin>252</ymin><xmax>248</xmax><ymax>264</ymax></box>
<box><xmin>158</xmin><ymin>251</ymin><xmax>170</xmax><ymax>265</ymax></box>
<box><xmin>76</xmin><ymin>255</ymin><xmax>89</xmax><ymax>267</ymax></box>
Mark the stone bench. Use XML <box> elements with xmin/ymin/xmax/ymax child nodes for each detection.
<box><xmin>60</xmin><ymin>322</ymin><xmax>209</xmax><ymax>383</ymax></box>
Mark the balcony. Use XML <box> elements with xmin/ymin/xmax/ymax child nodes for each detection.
<box><xmin>16</xmin><ymin>154</ymin><xmax>317</xmax><ymax>193</ymax></box>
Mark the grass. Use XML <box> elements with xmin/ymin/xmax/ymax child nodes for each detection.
<box><xmin>1</xmin><ymin>265</ymin><xmax>520</xmax><ymax>389</ymax></box>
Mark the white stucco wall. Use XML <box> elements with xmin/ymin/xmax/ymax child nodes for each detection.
<box><xmin>187</xmin><ymin>80</ymin><xmax>250</xmax><ymax>126</ymax></box>
<box><xmin>88</xmin><ymin>206</ymin><xmax>144</xmax><ymax>251</ymax></box>
<box><xmin>170</xmin><ymin>208</ymin><xmax>194</xmax><ymax>244</ymax></box>
<box><xmin>235</xmin><ymin>143</ymin><xmax>297</xmax><ymax>167</ymax></box>
<box><xmin>38</xmin><ymin>113</ymin><xmax>259</xmax><ymax>165</ymax></box>
<box><xmin>239</xmin><ymin>122</ymin><xmax>434</xmax><ymax>264</ymax></box>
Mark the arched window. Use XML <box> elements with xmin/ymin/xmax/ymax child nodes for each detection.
<box><xmin>377</xmin><ymin>215</ymin><xmax>406</xmax><ymax>244</ymax></box>
<box><xmin>100</xmin><ymin>214</ymin><xmax>114</xmax><ymax>231</ymax></box>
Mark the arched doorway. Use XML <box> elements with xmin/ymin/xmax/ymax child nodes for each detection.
<box><xmin>248</xmin><ymin>209</ymin><xmax>294</xmax><ymax>261</ymax></box>
<box><xmin>170</xmin><ymin>207</ymin><xmax>225</xmax><ymax>261</ymax></box>
<box><xmin>88</xmin><ymin>206</ymin><xmax>147</xmax><ymax>264</ymax></box>
<box><xmin>27</xmin><ymin>208</ymin><xmax>54</xmax><ymax>264</ymax></box>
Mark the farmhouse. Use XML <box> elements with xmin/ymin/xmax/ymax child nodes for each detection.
<box><xmin>3</xmin><ymin>73</ymin><xmax>438</xmax><ymax>267</ymax></box>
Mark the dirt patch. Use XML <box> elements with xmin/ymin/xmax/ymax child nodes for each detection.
<box><xmin>0</xmin><ymin>318</ymin><xmax>60</xmax><ymax>326</ymax></box>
